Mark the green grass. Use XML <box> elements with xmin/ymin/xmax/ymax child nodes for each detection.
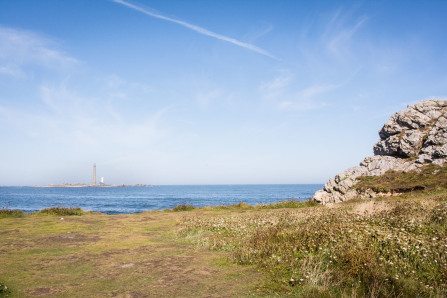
<box><xmin>256</xmin><ymin>199</ymin><xmax>319</xmax><ymax>209</ymax></box>
<box><xmin>355</xmin><ymin>163</ymin><xmax>447</xmax><ymax>193</ymax></box>
<box><xmin>0</xmin><ymin>210</ymin><xmax>263</xmax><ymax>297</ymax></box>
<box><xmin>35</xmin><ymin>207</ymin><xmax>85</xmax><ymax>216</ymax></box>
<box><xmin>0</xmin><ymin>280</ymin><xmax>11</xmax><ymax>296</ymax></box>
<box><xmin>0</xmin><ymin>209</ymin><xmax>25</xmax><ymax>218</ymax></box>
<box><xmin>171</xmin><ymin>199</ymin><xmax>318</xmax><ymax>212</ymax></box>
<box><xmin>172</xmin><ymin>203</ymin><xmax>195</xmax><ymax>212</ymax></box>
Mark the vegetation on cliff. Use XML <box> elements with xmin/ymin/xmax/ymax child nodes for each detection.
<box><xmin>355</xmin><ymin>163</ymin><xmax>447</xmax><ymax>194</ymax></box>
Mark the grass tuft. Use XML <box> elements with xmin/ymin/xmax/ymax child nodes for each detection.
<box><xmin>257</xmin><ymin>199</ymin><xmax>319</xmax><ymax>209</ymax></box>
<box><xmin>0</xmin><ymin>209</ymin><xmax>25</xmax><ymax>218</ymax></box>
<box><xmin>0</xmin><ymin>281</ymin><xmax>11</xmax><ymax>296</ymax></box>
<box><xmin>36</xmin><ymin>207</ymin><xmax>85</xmax><ymax>216</ymax></box>
<box><xmin>172</xmin><ymin>203</ymin><xmax>195</xmax><ymax>212</ymax></box>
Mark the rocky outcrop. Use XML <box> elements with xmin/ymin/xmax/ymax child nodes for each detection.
<box><xmin>313</xmin><ymin>100</ymin><xmax>447</xmax><ymax>204</ymax></box>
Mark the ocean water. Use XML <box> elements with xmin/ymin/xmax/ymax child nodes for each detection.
<box><xmin>0</xmin><ymin>184</ymin><xmax>323</xmax><ymax>214</ymax></box>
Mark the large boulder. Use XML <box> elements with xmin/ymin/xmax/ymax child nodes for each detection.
<box><xmin>313</xmin><ymin>100</ymin><xmax>447</xmax><ymax>205</ymax></box>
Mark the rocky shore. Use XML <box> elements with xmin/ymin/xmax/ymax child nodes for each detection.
<box><xmin>313</xmin><ymin>100</ymin><xmax>447</xmax><ymax>204</ymax></box>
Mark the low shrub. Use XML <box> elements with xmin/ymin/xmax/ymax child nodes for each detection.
<box><xmin>0</xmin><ymin>209</ymin><xmax>25</xmax><ymax>218</ymax></box>
<box><xmin>36</xmin><ymin>207</ymin><xmax>85</xmax><ymax>216</ymax></box>
<box><xmin>172</xmin><ymin>203</ymin><xmax>195</xmax><ymax>212</ymax></box>
<box><xmin>210</xmin><ymin>202</ymin><xmax>253</xmax><ymax>210</ymax></box>
<box><xmin>257</xmin><ymin>199</ymin><xmax>319</xmax><ymax>209</ymax></box>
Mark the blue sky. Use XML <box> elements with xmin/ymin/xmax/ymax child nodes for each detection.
<box><xmin>0</xmin><ymin>0</ymin><xmax>446</xmax><ymax>185</ymax></box>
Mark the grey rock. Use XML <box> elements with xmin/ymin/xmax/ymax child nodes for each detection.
<box><xmin>313</xmin><ymin>100</ymin><xmax>447</xmax><ymax>205</ymax></box>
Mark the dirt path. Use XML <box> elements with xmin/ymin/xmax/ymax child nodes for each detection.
<box><xmin>0</xmin><ymin>212</ymin><xmax>264</xmax><ymax>297</ymax></box>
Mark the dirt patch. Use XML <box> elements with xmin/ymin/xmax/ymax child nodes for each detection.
<box><xmin>108</xmin><ymin>215</ymin><xmax>130</xmax><ymax>221</ymax></box>
<box><xmin>36</xmin><ymin>233</ymin><xmax>100</xmax><ymax>246</ymax></box>
<box><xmin>98</xmin><ymin>248</ymin><xmax>131</xmax><ymax>258</ymax></box>
<box><xmin>29</xmin><ymin>287</ymin><xmax>53</xmax><ymax>296</ymax></box>
<box><xmin>136</xmin><ymin>216</ymin><xmax>157</xmax><ymax>222</ymax></box>
<box><xmin>0</xmin><ymin>229</ymin><xmax>19</xmax><ymax>235</ymax></box>
<box><xmin>351</xmin><ymin>200</ymin><xmax>392</xmax><ymax>215</ymax></box>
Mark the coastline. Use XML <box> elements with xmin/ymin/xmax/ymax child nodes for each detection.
<box><xmin>1</xmin><ymin>191</ymin><xmax>445</xmax><ymax>296</ymax></box>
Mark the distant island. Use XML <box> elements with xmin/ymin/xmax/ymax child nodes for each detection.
<box><xmin>32</xmin><ymin>163</ymin><xmax>150</xmax><ymax>188</ymax></box>
<box><xmin>34</xmin><ymin>183</ymin><xmax>149</xmax><ymax>188</ymax></box>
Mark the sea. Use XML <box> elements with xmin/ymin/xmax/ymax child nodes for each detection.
<box><xmin>0</xmin><ymin>184</ymin><xmax>323</xmax><ymax>214</ymax></box>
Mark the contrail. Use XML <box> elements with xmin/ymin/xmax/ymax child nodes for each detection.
<box><xmin>112</xmin><ymin>0</ymin><xmax>278</xmax><ymax>60</ymax></box>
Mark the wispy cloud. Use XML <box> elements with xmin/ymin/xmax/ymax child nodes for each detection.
<box><xmin>260</xmin><ymin>72</ymin><xmax>293</xmax><ymax>100</ymax></box>
<box><xmin>279</xmin><ymin>100</ymin><xmax>327</xmax><ymax>111</ymax></box>
<box><xmin>261</xmin><ymin>74</ymin><xmax>292</xmax><ymax>91</ymax></box>
<box><xmin>260</xmin><ymin>73</ymin><xmax>341</xmax><ymax>111</ymax></box>
<box><xmin>322</xmin><ymin>10</ymin><xmax>368</xmax><ymax>55</ymax></box>
<box><xmin>277</xmin><ymin>84</ymin><xmax>337</xmax><ymax>111</ymax></box>
<box><xmin>35</xmin><ymin>83</ymin><xmax>167</xmax><ymax>150</ymax></box>
<box><xmin>244</xmin><ymin>24</ymin><xmax>274</xmax><ymax>43</ymax></box>
<box><xmin>112</xmin><ymin>0</ymin><xmax>278</xmax><ymax>60</ymax></box>
<box><xmin>196</xmin><ymin>89</ymin><xmax>224</xmax><ymax>108</ymax></box>
<box><xmin>0</xmin><ymin>64</ymin><xmax>25</xmax><ymax>78</ymax></box>
<box><xmin>296</xmin><ymin>84</ymin><xmax>339</xmax><ymax>98</ymax></box>
<box><xmin>327</xmin><ymin>16</ymin><xmax>368</xmax><ymax>53</ymax></box>
<box><xmin>0</xmin><ymin>26</ymin><xmax>78</xmax><ymax>75</ymax></box>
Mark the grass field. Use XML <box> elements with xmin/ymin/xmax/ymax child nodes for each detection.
<box><xmin>0</xmin><ymin>208</ymin><xmax>265</xmax><ymax>297</ymax></box>
<box><xmin>1</xmin><ymin>179</ymin><xmax>446</xmax><ymax>296</ymax></box>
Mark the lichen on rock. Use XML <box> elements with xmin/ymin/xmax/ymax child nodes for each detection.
<box><xmin>313</xmin><ymin>100</ymin><xmax>447</xmax><ymax>204</ymax></box>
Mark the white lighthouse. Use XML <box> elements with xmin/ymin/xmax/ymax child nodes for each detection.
<box><xmin>93</xmin><ymin>163</ymin><xmax>96</xmax><ymax>185</ymax></box>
